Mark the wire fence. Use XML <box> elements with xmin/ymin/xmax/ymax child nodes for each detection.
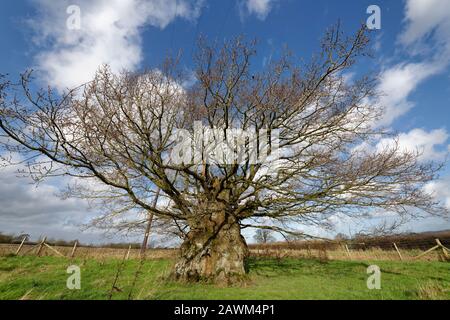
<box><xmin>249</xmin><ymin>238</ymin><xmax>450</xmax><ymax>262</ymax></box>
<box><xmin>1</xmin><ymin>234</ymin><xmax>449</xmax><ymax>262</ymax></box>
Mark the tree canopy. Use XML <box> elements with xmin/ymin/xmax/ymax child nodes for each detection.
<box><xmin>0</xmin><ymin>25</ymin><xmax>447</xmax><ymax>282</ymax></box>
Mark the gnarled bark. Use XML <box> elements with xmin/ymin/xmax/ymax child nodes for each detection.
<box><xmin>173</xmin><ymin>201</ymin><xmax>248</xmax><ymax>284</ymax></box>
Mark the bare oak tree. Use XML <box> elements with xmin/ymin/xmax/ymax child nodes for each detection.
<box><xmin>254</xmin><ymin>229</ymin><xmax>276</xmax><ymax>244</ymax></box>
<box><xmin>0</xmin><ymin>25</ymin><xmax>447</xmax><ymax>283</ymax></box>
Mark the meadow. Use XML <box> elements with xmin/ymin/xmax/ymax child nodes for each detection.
<box><xmin>0</xmin><ymin>255</ymin><xmax>449</xmax><ymax>300</ymax></box>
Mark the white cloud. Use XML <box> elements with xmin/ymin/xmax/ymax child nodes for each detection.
<box><xmin>376</xmin><ymin>0</ymin><xmax>450</xmax><ymax>126</ymax></box>
<box><xmin>376</xmin><ymin>128</ymin><xmax>449</xmax><ymax>162</ymax></box>
<box><xmin>0</xmin><ymin>152</ymin><xmax>146</xmax><ymax>243</ymax></box>
<box><xmin>376</xmin><ymin>62</ymin><xmax>441</xmax><ymax>126</ymax></box>
<box><xmin>400</xmin><ymin>0</ymin><xmax>450</xmax><ymax>50</ymax></box>
<box><xmin>0</xmin><ymin>156</ymin><xmax>94</xmax><ymax>240</ymax></box>
<box><xmin>30</xmin><ymin>0</ymin><xmax>204</xmax><ymax>91</ymax></box>
<box><xmin>243</xmin><ymin>0</ymin><xmax>277</xmax><ymax>20</ymax></box>
<box><xmin>424</xmin><ymin>177</ymin><xmax>450</xmax><ymax>210</ymax></box>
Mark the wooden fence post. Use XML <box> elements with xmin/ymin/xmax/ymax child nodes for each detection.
<box><xmin>140</xmin><ymin>188</ymin><xmax>160</xmax><ymax>257</ymax></box>
<box><xmin>126</xmin><ymin>245</ymin><xmax>132</xmax><ymax>260</ymax></box>
<box><xmin>43</xmin><ymin>243</ymin><xmax>65</xmax><ymax>257</ymax></box>
<box><xmin>436</xmin><ymin>239</ymin><xmax>449</xmax><ymax>260</ymax></box>
<box><xmin>70</xmin><ymin>241</ymin><xmax>78</xmax><ymax>258</ymax></box>
<box><xmin>414</xmin><ymin>245</ymin><xmax>440</xmax><ymax>260</ymax></box>
<box><xmin>393</xmin><ymin>243</ymin><xmax>403</xmax><ymax>261</ymax></box>
<box><xmin>36</xmin><ymin>237</ymin><xmax>47</xmax><ymax>256</ymax></box>
<box><xmin>345</xmin><ymin>244</ymin><xmax>351</xmax><ymax>259</ymax></box>
<box><xmin>15</xmin><ymin>237</ymin><xmax>27</xmax><ymax>255</ymax></box>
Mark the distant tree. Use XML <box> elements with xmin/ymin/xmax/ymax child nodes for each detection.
<box><xmin>254</xmin><ymin>229</ymin><xmax>276</xmax><ymax>244</ymax></box>
<box><xmin>0</xmin><ymin>232</ymin><xmax>14</xmax><ymax>244</ymax></box>
<box><xmin>335</xmin><ymin>233</ymin><xmax>349</xmax><ymax>241</ymax></box>
<box><xmin>285</xmin><ymin>234</ymin><xmax>303</xmax><ymax>243</ymax></box>
<box><xmin>13</xmin><ymin>233</ymin><xmax>30</xmax><ymax>242</ymax></box>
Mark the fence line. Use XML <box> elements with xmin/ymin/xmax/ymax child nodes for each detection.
<box><xmin>2</xmin><ymin>236</ymin><xmax>450</xmax><ymax>262</ymax></box>
<box><xmin>251</xmin><ymin>238</ymin><xmax>450</xmax><ymax>262</ymax></box>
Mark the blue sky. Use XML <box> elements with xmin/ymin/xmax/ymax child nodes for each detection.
<box><xmin>0</xmin><ymin>0</ymin><xmax>449</xmax><ymax>243</ymax></box>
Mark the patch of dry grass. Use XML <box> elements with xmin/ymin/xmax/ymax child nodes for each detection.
<box><xmin>1</xmin><ymin>243</ymin><xmax>446</xmax><ymax>263</ymax></box>
<box><xmin>417</xmin><ymin>281</ymin><xmax>448</xmax><ymax>300</ymax></box>
<box><xmin>249</xmin><ymin>247</ymin><xmax>443</xmax><ymax>262</ymax></box>
<box><xmin>0</xmin><ymin>244</ymin><xmax>177</xmax><ymax>260</ymax></box>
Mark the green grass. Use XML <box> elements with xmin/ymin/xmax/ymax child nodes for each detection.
<box><xmin>0</xmin><ymin>256</ymin><xmax>449</xmax><ymax>300</ymax></box>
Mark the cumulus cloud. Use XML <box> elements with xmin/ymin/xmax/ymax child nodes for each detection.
<box><xmin>372</xmin><ymin>1</ymin><xmax>450</xmax><ymax>225</ymax></box>
<box><xmin>376</xmin><ymin>0</ymin><xmax>450</xmax><ymax>126</ymax></box>
<box><xmin>376</xmin><ymin>128</ymin><xmax>449</xmax><ymax>162</ymax></box>
<box><xmin>376</xmin><ymin>62</ymin><xmax>442</xmax><ymax>127</ymax></box>
<box><xmin>242</xmin><ymin>0</ymin><xmax>277</xmax><ymax>20</ymax></box>
<box><xmin>424</xmin><ymin>177</ymin><xmax>450</xmax><ymax>210</ymax></box>
<box><xmin>0</xmin><ymin>158</ymin><xmax>100</xmax><ymax>242</ymax></box>
<box><xmin>400</xmin><ymin>0</ymin><xmax>450</xmax><ymax>50</ymax></box>
<box><xmin>30</xmin><ymin>0</ymin><xmax>204</xmax><ymax>91</ymax></box>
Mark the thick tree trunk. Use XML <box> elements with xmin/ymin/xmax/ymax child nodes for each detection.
<box><xmin>173</xmin><ymin>202</ymin><xmax>248</xmax><ymax>284</ymax></box>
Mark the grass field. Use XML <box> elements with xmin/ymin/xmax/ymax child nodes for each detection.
<box><xmin>0</xmin><ymin>255</ymin><xmax>449</xmax><ymax>300</ymax></box>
